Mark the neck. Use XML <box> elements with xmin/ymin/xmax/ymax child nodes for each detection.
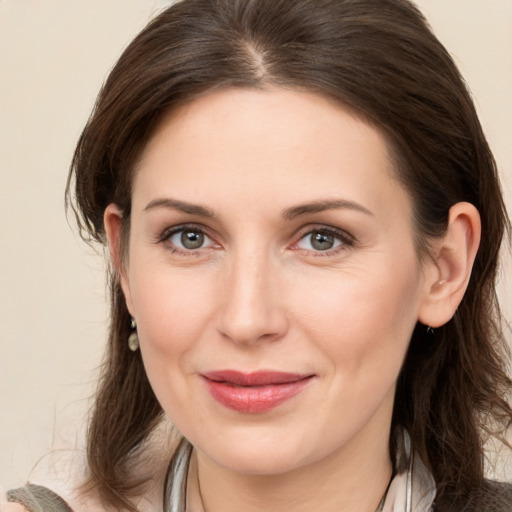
<box><xmin>187</xmin><ymin>422</ymin><xmax>393</xmax><ymax>512</ymax></box>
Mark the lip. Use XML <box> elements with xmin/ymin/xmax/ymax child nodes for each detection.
<box><xmin>201</xmin><ymin>370</ymin><xmax>314</xmax><ymax>413</ymax></box>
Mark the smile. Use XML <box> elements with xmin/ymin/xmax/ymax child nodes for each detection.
<box><xmin>201</xmin><ymin>370</ymin><xmax>315</xmax><ymax>413</ymax></box>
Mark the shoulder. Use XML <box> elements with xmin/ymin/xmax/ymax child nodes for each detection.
<box><xmin>1</xmin><ymin>486</ymin><xmax>26</xmax><ymax>512</ymax></box>
<box><xmin>1</xmin><ymin>484</ymin><xmax>110</xmax><ymax>512</ymax></box>
<box><xmin>1</xmin><ymin>505</ymin><xmax>28</xmax><ymax>512</ymax></box>
<box><xmin>2</xmin><ymin>484</ymin><xmax>74</xmax><ymax>512</ymax></box>
<box><xmin>442</xmin><ymin>480</ymin><xmax>512</xmax><ymax>512</ymax></box>
<box><xmin>1</xmin><ymin>501</ymin><xmax>28</xmax><ymax>512</ymax></box>
<box><xmin>437</xmin><ymin>480</ymin><xmax>512</xmax><ymax>512</ymax></box>
<box><xmin>479</xmin><ymin>480</ymin><xmax>512</xmax><ymax>510</ymax></box>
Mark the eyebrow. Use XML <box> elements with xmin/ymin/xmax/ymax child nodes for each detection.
<box><xmin>283</xmin><ymin>199</ymin><xmax>374</xmax><ymax>219</ymax></box>
<box><xmin>143</xmin><ymin>197</ymin><xmax>374</xmax><ymax>220</ymax></box>
<box><xmin>144</xmin><ymin>198</ymin><xmax>215</xmax><ymax>218</ymax></box>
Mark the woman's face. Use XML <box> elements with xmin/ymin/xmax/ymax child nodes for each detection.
<box><xmin>114</xmin><ymin>88</ymin><xmax>436</xmax><ymax>475</ymax></box>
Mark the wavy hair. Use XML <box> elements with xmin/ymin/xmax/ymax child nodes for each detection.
<box><xmin>67</xmin><ymin>0</ymin><xmax>511</xmax><ymax>510</ymax></box>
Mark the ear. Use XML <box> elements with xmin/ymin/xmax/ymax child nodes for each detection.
<box><xmin>418</xmin><ymin>202</ymin><xmax>481</xmax><ymax>328</ymax></box>
<box><xmin>104</xmin><ymin>203</ymin><xmax>134</xmax><ymax>316</ymax></box>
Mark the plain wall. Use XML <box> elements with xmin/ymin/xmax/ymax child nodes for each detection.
<box><xmin>1</xmin><ymin>0</ymin><xmax>511</xmax><ymax>488</ymax></box>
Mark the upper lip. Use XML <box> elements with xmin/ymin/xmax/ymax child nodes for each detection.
<box><xmin>201</xmin><ymin>370</ymin><xmax>314</xmax><ymax>386</ymax></box>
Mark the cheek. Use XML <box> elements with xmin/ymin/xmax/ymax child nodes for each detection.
<box><xmin>128</xmin><ymin>264</ymin><xmax>217</xmax><ymax>357</ymax></box>
<box><xmin>128</xmin><ymin>266</ymin><xmax>218</xmax><ymax>427</ymax></box>
<box><xmin>289</xmin><ymin>258</ymin><xmax>423</xmax><ymax>372</ymax></box>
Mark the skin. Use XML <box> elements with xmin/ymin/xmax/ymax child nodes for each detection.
<box><xmin>104</xmin><ymin>88</ymin><xmax>480</xmax><ymax>512</ymax></box>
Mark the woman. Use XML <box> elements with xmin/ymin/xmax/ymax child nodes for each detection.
<box><xmin>5</xmin><ymin>0</ymin><xmax>512</xmax><ymax>510</ymax></box>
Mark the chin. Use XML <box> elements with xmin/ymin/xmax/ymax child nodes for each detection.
<box><xmin>194</xmin><ymin>430</ymin><xmax>323</xmax><ymax>476</ymax></box>
<box><xmin>215</xmin><ymin>451</ymin><xmax>305</xmax><ymax>476</ymax></box>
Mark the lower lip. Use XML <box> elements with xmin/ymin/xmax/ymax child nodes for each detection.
<box><xmin>203</xmin><ymin>377</ymin><xmax>313</xmax><ymax>413</ymax></box>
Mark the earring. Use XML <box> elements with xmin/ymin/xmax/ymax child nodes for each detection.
<box><xmin>128</xmin><ymin>318</ymin><xmax>139</xmax><ymax>352</ymax></box>
<box><xmin>410</xmin><ymin>322</ymin><xmax>436</xmax><ymax>355</ymax></box>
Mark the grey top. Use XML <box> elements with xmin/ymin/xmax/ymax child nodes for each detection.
<box><xmin>6</xmin><ymin>483</ymin><xmax>73</xmax><ymax>512</ymax></box>
<box><xmin>7</xmin><ymin>441</ymin><xmax>512</xmax><ymax>512</ymax></box>
<box><xmin>163</xmin><ymin>433</ymin><xmax>432</xmax><ymax>512</ymax></box>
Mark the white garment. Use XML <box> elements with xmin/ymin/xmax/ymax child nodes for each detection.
<box><xmin>1</xmin><ymin>433</ymin><xmax>436</xmax><ymax>512</ymax></box>
<box><xmin>165</xmin><ymin>431</ymin><xmax>437</xmax><ymax>512</ymax></box>
<box><xmin>382</xmin><ymin>432</ymin><xmax>436</xmax><ymax>512</ymax></box>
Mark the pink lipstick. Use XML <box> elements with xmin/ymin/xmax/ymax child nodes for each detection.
<box><xmin>201</xmin><ymin>370</ymin><xmax>314</xmax><ymax>413</ymax></box>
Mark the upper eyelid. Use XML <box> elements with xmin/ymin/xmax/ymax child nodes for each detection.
<box><xmin>293</xmin><ymin>224</ymin><xmax>355</xmax><ymax>243</ymax></box>
<box><xmin>289</xmin><ymin>225</ymin><xmax>356</xmax><ymax>256</ymax></box>
<box><xmin>157</xmin><ymin>225</ymin><xmax>220</xmax><ymax>255</ymax></box>
<box><xmin>158</xmin><ymin>223</ymin><xmax>215</xmax><ymax>241</ymax></box>
<box><xmin>155</xmin><ymin>222</ymin><xmax>355</xmax><ymax>249</ymax></box>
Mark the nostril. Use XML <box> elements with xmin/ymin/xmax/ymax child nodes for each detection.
<box><xmin>216</xmin><ymin>307</ymin><xmax>288</xmax><ymax>346</ymax></box>
<box><xmin>216</xmin><ymin>259</ymin><xmax>288</xmax><ymax>344</ymax></box>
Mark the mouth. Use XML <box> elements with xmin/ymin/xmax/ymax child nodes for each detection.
<box><xmin>201</xmin><ymin>370</ymin><xmax>315</xmax><ymax>413</ymax></box>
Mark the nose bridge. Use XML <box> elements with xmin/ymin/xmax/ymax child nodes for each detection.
<box><xmin>217</xmin><ymin>243</ymin><xmax>287</xmax><ymax>345</ymax></box>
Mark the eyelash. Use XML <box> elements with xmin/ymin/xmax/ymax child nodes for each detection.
<box><xmin>156</xmin><ymin>224</ymin><xmax>355</xmax><ymax>257</ymax></box>
<box><xmin>291</xmin><ymin>225</ymin><xmax>355</xmax><ymax>256</ymax></box>
<box><xmin>156</xmin><ymin>223</ymin><xmax>219</xmax><ymax>256</ymax></box>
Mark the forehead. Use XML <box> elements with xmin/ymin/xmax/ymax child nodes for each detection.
<box><xmin>133</xmin><ymin>87</ymin><xmax>411</xmax><ymax>222</ymax></box>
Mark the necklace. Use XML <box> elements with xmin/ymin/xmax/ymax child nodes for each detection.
<box><xmin>195</xmin><ymin>474</ymin><xmax>393</xmax><ymax>512</ymax></box>
<box><xmin>376</xmin><ymin>472</ymin><xmax>394</xmax><ymax>512</ymax></box>
<box><xmin>164</xmin><ymin>439</ymin><xmax>395</xmax><ymax>512</ymax></box>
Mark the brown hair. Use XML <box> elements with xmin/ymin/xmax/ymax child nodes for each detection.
<box><xmin>67</xmin><ymin>0</ymin><xmax>511</xmax><ymax>510</ymax></box>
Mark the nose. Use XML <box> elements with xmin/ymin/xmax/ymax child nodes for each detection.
<box><xmin>216</xmin><ymin>250</ymin><xmax>288</xmax><ymax>346</ymax></box>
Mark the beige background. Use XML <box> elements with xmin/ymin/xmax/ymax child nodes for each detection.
<box><xmin>1</xmin><ymin>0</ymin><xmax>511</xmax><ymax>488</ymax></box>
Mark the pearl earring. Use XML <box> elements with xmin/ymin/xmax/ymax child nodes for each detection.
<box><xmin>128</xmin><ymin>318</ymin><xmax>139</xmax><ymax>352</ymax></box>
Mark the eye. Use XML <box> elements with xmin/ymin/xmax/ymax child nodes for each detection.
<box><xmin>172</xmin><ymin>229</ymin><xmax>206</xmax><ymax>249</ymax></box>
<box><xmin>295</xmin><ymin>227</ymin><xmax>352</xmax><ymax>253</ymax></box>
<box><xmin>162</xmin><ymin>226</ymin><xmax>217</xmax><ymax>252</ymax></box>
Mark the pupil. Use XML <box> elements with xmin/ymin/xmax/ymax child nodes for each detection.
<box><xmin>311</xmin><ymin>232</ymin><xmax>334</xmax><ymax>250</ymax></box>
<box><xmin>181</xmin><ymin>230</ymin><xmax>204</xmax><ymax>249</ymax></box>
